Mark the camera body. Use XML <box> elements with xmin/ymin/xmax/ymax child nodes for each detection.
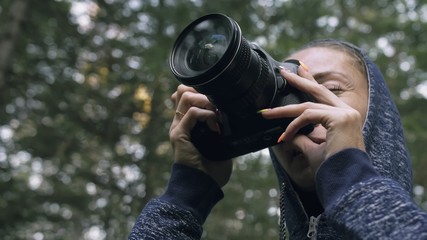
<box><xmin>170</xmin><ymin>14</ymin><xmax>312</xmax><ymax>160</ymax></box>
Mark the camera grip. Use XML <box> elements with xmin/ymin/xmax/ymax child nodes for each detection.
<box><xmin>190</xmin><ymin>119</ymin><xmax>313</xmax><ymax>161</ymax></box>
<box><xmin>190</xmin><ymin>121</ymin><xmax>232</xmax><ymax>161</ymax></box>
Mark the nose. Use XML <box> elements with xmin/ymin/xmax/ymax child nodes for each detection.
<box><xmin>306</xmin><ymin>124</ymin><xmax>326</xmax><ymax>144</ymax></box>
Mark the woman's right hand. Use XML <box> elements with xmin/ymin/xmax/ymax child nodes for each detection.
<box><xmin>169</xmin><ymin>84</ymin><xmax>232</xmax><ymax>187</ymax></box>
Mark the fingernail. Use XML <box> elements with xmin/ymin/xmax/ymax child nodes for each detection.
<box><xmin>257</xmin><ymin>108</ymin><xmax>271</xmax><ymax>113</ymax></box>
<box><xmin>277</xmin><ymin>131</ymin><xmax>286</xmax><ymax>143</ymax></box>
<box><xmin>299</xmin><ymin>61</ymin><xmax>309</xmax><ymax>71</ymax></box>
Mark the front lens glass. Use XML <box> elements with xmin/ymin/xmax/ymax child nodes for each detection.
<box><xmin>174</xmin><ymin>16</ymin><xmax>232</xmax><ymax>76</ymax></box>
<box><xmin>187</xmin><ymin>33</ymin><xmax>228</xmax><ymax>71</ymax></box>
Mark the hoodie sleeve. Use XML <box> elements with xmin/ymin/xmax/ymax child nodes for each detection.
<box><xmin>316</xmin><ymin>148</ymin><xmax>427</xmax><ymax>240</ymax></box>
<box><xmin>128</xmin><ymin>163</ymin><xmax>224</xmax><ymax>240</ymax></box>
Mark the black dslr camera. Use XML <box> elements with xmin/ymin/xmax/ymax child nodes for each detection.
<box><xmin>169</xmin><ymin>13</ymin><xmax>312</xmax><ymax>161</ymax></box>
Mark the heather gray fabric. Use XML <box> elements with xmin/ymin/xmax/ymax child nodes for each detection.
<box><xmin>270</xmin><ymin>39</ymin><xmax>413</xmax><ymax>239</ymax></box>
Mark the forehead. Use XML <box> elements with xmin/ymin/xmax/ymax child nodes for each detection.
<box><xmin>288</xmin><ymin>47</ymin><xmax>350</xmax><ymax>73</ymax></box>
<box><xmin>288</xmin><ymin>46</ymin><xmax>368</xmax><ymax>94</ymax></box>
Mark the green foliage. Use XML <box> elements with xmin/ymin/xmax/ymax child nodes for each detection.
<box><xmin>1</xmin><ymin>0</ymin><xmax>427</xmax><ymax>239</ymax></box>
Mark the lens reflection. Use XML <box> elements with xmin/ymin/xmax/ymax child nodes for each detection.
<box><xmin>172</xmin><ymin>16</ymin><xmax>232</xmax><ymax>77</ymax></box>
<box><xmin>186</xmin><ymin>34</ymin><xmax>227</xmax><ymax>71</ymax></box>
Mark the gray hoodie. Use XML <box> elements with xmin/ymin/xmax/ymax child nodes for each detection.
<box><xmin>270</xmin><ymin>39</ymin><xmax>418</xmax><ymax>239</ymax></box>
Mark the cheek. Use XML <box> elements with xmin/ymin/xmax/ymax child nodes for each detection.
<box><xmin>272</xmin><ymin>145</ymin><xmax>315</xmax><ymax>189</ymax></box>
<box><xmin>271</xmin><ymin>145</ymin><xmax>292</xmax><ymax>171</ymax></box>
<box><xmin>356</xmin><ymin>102</ymin><xmax>368</xmax><ymax>122</ymax></box>
<box><xmin>271</xmin><ymin>144</ymin><xmax>310</xmax><ymax>177</ymax></box>
<box><xmin>350</xmin><ymin>73</ymin><xmax>369</xmax><ymax>121</ymax></box>
<box><xmin>342</xmin><ymin>95</ymin><xmax>368</xmax><ymax>123</ymax></box>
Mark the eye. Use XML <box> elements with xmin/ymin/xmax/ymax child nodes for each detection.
<box><xmin>323</xmin><ymin>83</ymin><xmax>343</xmax><ymax>94</ymax></box>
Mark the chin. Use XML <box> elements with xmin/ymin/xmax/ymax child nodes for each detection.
<box><xmin>293</xmin><ymin>173</ymin><xmax>316</xmax><ymax>190</ymax></box>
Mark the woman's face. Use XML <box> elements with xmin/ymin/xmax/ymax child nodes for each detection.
<box><xmin>271</xmin><ymin>47</ymin><xmax>368</xmax><ymax>190</ymax></box>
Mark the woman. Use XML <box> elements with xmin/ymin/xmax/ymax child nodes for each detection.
<box><xmin>128</xmin><ymin>39</ymin><xmax>427</xmax><ymax>239</ymax></box>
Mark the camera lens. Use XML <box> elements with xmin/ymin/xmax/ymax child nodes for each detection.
<box><xmin>171</xmin><ymin>15</ymin><xmax>233</xmax><ymax>76</ymax></box>
<box><xmin>170</xmin><ymin>14</ymin><xmax>275</xmax><ymax>116</ymax></box>
<box><xmin>186</xmin><ymin>32</ymin><xmax>229</xmax><ymax>72</ymax></box>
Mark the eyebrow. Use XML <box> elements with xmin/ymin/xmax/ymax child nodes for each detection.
<box><xmin>312</xmin><ymin>71</ymin><xmax>352</xmax><ymax>84</ymax></box>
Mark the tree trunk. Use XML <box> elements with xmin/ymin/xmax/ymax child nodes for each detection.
<box><xmin>0</xmin><ymin>0</ymin><xmax>28</xmax><ymax>89</ymax></box>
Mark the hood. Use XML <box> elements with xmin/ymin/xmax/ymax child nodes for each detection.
<box><xmin>270</xmin><ymin>39</ymin><xmax>412</xmax><ymax>239</ymax></box>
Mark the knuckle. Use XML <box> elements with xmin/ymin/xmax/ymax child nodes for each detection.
<box><xmin>301</xmin><ymin>101</ymin><xmax>316</xmax><ymax>109</ymax></box>
<box><xmin>186</xmin><ymin>106</ymin><xmax>197</xmax><ymax>115</ymax></box>
<box><xmin>177</xmin><ymin>84</ymin><xmax>187</xmax><ymax>93</ymax></box>
<box><xmin>346</xmin><ymin>108</ymin><xmax>362</xmax><ymax>121</ymax></box>
<box><xmin>180</xmin><ymin>91</ymin><xmax>193</xmax><ymax>102</ymax></box>
<box><xmin>177</xmin><ymin>84</ymin><xmax>195</xmax><ymax>95</ymax></box>
<box><xmin>300</xmin><ymin>108</ymin><xmax>315</xmax><ymax>119</ymax></box>
<box><xmin>336</xmin><ymin>108</ymin><xmax>361</xmax><ymax>124</ymax></box>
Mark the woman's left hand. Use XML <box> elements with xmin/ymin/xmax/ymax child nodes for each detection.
<box><xmin>261</xmin><ymin>66</ymin><xmax>365</xmax><ymax>163</ymax></box>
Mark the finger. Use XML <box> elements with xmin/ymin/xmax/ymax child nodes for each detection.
<box><xmin>170</xmin><ymin>107</ymin><xmax>220</xmax><ymax>141</ymax></box>
<box><xmin>171</xmin><ymin>92</ymin><xmax>217</xmax><ymax>129</ymax></box>
<box><xmin>297</xmin><ymin>62</ymin><xmax>315</xmax><ymax>81</ymax></box>
<box><xmin>261</xmin><ymin>102</ymin><xmax>331</xmax><ymax>120</ymax></box>
<box><xmin>279</xmin><ymin>108</ymin><xmax>328</xmax><ymax>141</ymax></box>
<box><xmin>281</xmin><ymin>108</ymin><xmax>365</xmax><ymax>157</ymax></box>
<box><xmin>184</xmin><ymin>107</ymin><xmax>221</xmax><ymax>134</ymax></box>
<box><xmin>280</xmin><ymin>69</ymin><xmax>347</xmax><ymax>108</ymax></box>
<box><xmin>172</xmin><ymin>84</ymin><xmax>198</xmax><ymax>106</ymax></box>
<box><xmin>277</xmin><ymin>105</ymin><xmax>361</xmax><ymax>142</ymax></box>
<box><xmin>171</xmin><ymin>91</ymin><xmax>177</xmax><ymax>103</ymax></box>
<box><xmin>175</xmin><ymin>91</ymin><xmax>217</xmax><ymax>113</ymax></box>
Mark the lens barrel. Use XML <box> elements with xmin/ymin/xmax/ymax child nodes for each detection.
<box><xmin>170</xmin><ymin>13</ymin><xmax>276</xmax><ymax>116</ymax></box>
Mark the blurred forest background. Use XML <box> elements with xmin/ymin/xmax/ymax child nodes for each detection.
<box><xmin>1</xmin><ymin>0</ymin><xmax>427</xmax><ymax>239</ymax></box>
